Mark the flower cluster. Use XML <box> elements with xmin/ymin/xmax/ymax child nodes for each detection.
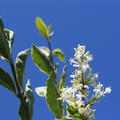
<box><xmin>35</xmin><ymin>44</ymin><xmax>111</xmax><ymax>120</ymax></box>
<box><xmin>70</xmin><ymin>44</ymin><xmax>93</xmax><ymax>72</ymax></box>
<box><xmin>93</xmin><ymin>82</ymin><xmax>111</xmax><ymax>98</ymax></box>
<box><xmin>59</xmin><ymin>44</ymin><xmax>111</xmax><ymax>120</ymax></box>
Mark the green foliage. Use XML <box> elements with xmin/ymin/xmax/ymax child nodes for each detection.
<box><xmin>0</xmin><ymin>30</ymin><xmax>11</xmax><ymax>62</ymax></box>
<box><xmin>0</xmin><ymin>17</ymin><xmax>4</xmax><ymax>30</ymax></box>
<box><xmin>19</xmin><ymin>104</ymin><xmax>27</xmax><ymax>120</ymax></box>
<box><xmin>67</xmin><ymin>104</ymin><xmax>80</xmax><ymax>118</ymax></box>
<box><xmin>0</xmin><ymin>20</ymin><xmax>14</xmax><ymax>62</ymax></box>
<box><xmin>31</xmin><ymin>45</ymin><xmax>53</xmax><ymax>75</ymax></box>
<box><xmin>15</xmin><ymin>49</ymin><xmax>30</xmax><ymax>88</ymax></box>
<box><xmin>3</xmin><ymin>29</ymin><xmax>15</xmax><ymax>55</ymax></box>
<box><xmin>59</xmin><ymin>65</ymin><xmax>67</xmax><ymax>89</ymax></box>
<box><xmin>19</xmin><ymin>80</ymin><xmax>34</xmax><ymax>120</ymax></box>
<box><xmin>47</xmin><ymin>24</ymin><xmax>54</xmax><ymax>38</ymax></box>
<box><xmin>52</xmin><ymin>49</ymin><xmax>65</xmax><ymax>62</ymax></box>
<box><xmin>36</xmin><ymin>17</ymin><xmax>54</xmax><ymax>39</ymax></box>
<box><xmin>0</xmin><ymin>67</ymin><xmax>16</xmax><ymax>94</ymax></box>
<box><xmin>36</xmin><ymin>17</ymin><xmax>48</xmax><ymax>39</ymax></box>
<box><xmin>24</xmin><ymin>80</ymin><xmax>34</xmax><ymax>120</ymax></box>
<box><xmin>46</xmin><ymin>72</ymin><xmax>63</xmax><ymax>119</ymax></box>
<box><xmin>62</xmin><ymin>117</ymin><xmax>74</xmax><ymax>120</ymax></box>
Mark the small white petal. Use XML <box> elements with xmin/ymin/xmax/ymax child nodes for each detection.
<box><xmin>104</xmin><ymin>87</ymin><xmax>111</xmax><ymax>94</ymax></box>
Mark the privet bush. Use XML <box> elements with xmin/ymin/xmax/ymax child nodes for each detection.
<box><xmin>0</xmin><ymin>17</ymin><xmax>111</xmax><ymax>120</ymax></box>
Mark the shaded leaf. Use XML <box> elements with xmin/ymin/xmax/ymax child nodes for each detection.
<box><xmin>53</xmin><ymin>49</ymin><xmax>65</xmax><ymax>62</ymax></box>
<box><xmin>46</xmin><ymin>72</ymin><xmax>63</xmax><ymax>119</ymax></box>
<box><xmin>31</xmin><ymin>45</ymin><xmax>53</xmax><ymax>75</ymax></box>
<box><xmin>0</xmin><ymin>17</ymin><xmax>4</xmax><ymax>30</ymax></box>
<box><xmin>24</xmin><ymin>80</ymin><xmax>34</xmax><ymax>120</ymax></box>
<box><xmin>19</xmin><ymin>80</ymin><xmax>34</xmax><ymax>120</ymax></box>
<box><xmin>19</xmin><ymin>104</ymin><xmax>26</xmax><ymax>120</ymax></box>
<box><xmin>36</xmin><ymin>17</ymin><xmax>48</xmax><ymax>39</ymax></box>
<box><xmin>0</xmin><ymin>67</ymin><xmax>16</xmax><ymax>94</ymax></box>
<box><xmin>15</xmin><ymin>49</ymin><xmax>30</xmax><ymax>88</ymax></box>
<box><xmin>59</xmin><ymin>65</ymin><xmax>67</xmax><ymax>89</ymax></box>
<box><xmin>0</xmin><ymin>31</ymin><xmax>11</xmax><ymax>62</ymax></box>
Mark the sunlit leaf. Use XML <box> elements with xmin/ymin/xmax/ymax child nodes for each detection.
<box><xmin>3</xmin><ymin>29</ymin><xmax>15</xmax><ymax>54</ymax></box>
<box><xmin>36</xmin><ymin>17</ymin><xmax>48</xmax><ymax>39</ymax></box>
<box><xmin>46</xmin><ymin>72</ymin><xmax>63</xmax><ymax>119</ymax></box>
<box><xmin>53</xmin><ymin>49</ymin><xmax>65</xmax><ymax>62</ymax></box>
<box><xmin>15</xmin><ymin>49</ymin><xmax>30</xmax><ymax>88</ymax></box>
<box><xmin>31</xmin><ymin>45</ymin><xmax>53</xmax><ymax>75</ymax></box>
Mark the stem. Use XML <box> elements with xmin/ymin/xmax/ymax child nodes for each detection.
<box><xmin>9</xmin><ymin>61</ymin><xmax>21</xmax><ymax>95</ymax></box>
<box><xmin>81</xmin><ymin>72</ymin><xmax>85</xmax><ymax>101</ymax></box>
<box><xmin>81</xmin><ymin>72</ymin><xmax>87</xmax><ymax>120</ymax></box>
<box><xmin>9</xmin><ymin>59</ymin><xmax>30</xmax><ymax>120</ymax></box>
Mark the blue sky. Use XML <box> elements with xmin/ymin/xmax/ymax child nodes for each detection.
<box><xmin>0</xmin><ymin>0</ymin><xmax>119</xmax><ymax>120</ymax></box>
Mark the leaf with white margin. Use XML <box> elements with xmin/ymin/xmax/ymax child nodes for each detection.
<box><xmin>35</xmin><ymin>87</ymin><xmax>46</xmax><ymax>97</ymax></box>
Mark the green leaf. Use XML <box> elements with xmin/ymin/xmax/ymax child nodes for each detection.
<box><xmin>19</xmin><ymin>80</ymin><xmax>34</xmax><ymax>120</ymax></box>
<box><xmin>0</xmin><ymin>31</ymin><xmax>11</xmax><ymax>62</ymax></box>
<box><xmin>31</xmin><ymin>45</ymin><xmax>53</xmax><ymax>75</ymax></box>
<box><xmin>36</xmin><ymin>17</ymin><xmax>48</xmax><ymax>39</ymax></box>
<box><xmin>39</xmin><ymin>46</ymin><xmax>50</xmax><ymax>57</ymax></box>
<box><xmin>15</xmin><ymin>49</ymin><xmax>30</xmax><ymax>88</ymax></box>
<box><xmin>47</xmin><ymin>24</ymin><xmax>52</xmax><ymax>33</ymax></box>
<box><xmin>0</xmin><ymin>17</ymin><xmax>4</xmax><ymax>30</ymax></box>
<box><xmin>47</xmin><ymin>24</ymin><xmax>54</xmax><ymax>38</ymax></box>
<box><xmin>3</xmin><ymin>29</ymin><xmax>15</xmax><ymax>55</ymax></box>
<box><xmin>46</xmin><ymin>72</ymin><xmax>63</xmax><ymax>119</ymax></box>
<box><xmin>53</xmin><ymin>49</ymin><xmax>65</xmax><ymax>62</ymax></box>
<box><xmin>59</xmin><ymin>65</ymin><xmax>67</xmax><ymax>89</ymax></box>
<box><xmin>19</xmin><ymin>104</ymin><xmax>26</xmax><ymax>120</ymax></box>
<box><xmin>62</xmin><ymin>117</ymin><xmax>74</xmax><ymax>120</ymax></box>
<box><xmin>67</xmin><ymin>104</ymin><xmax>80</xmax><ymax>118</ymax></box>
<box><xmin>24</xmin><ymin>80</ymin><xmax>34</xmax><ymax>120</ymax></box>
<box><xmin>0</xmin><ymin>67</ymin><xmax>16</xmax><ymax>94</ymax></box>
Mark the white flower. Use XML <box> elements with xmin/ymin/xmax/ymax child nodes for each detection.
<box><xmin>84</xmin><ymin>105</ymin><xmax>95</xmax><ymax>120</ymax></box>
<box><xmin>93</xmin><ymin>83</ymin><xmax>111</xmax><ymax>98</ymax></box>
<box><xmin>70</xmin><ymin>69</ymin><xmax>81</xmax><ymax>78</ymax></box>
<box><xmin>62</xmin><ymin>44</ymin><xmax>111</xmax><ymax>119</ymax></box>
<box><xmin>104</xmin><ymin>87</ymin><xmax>111</xmax><ymax>94</ymax></box>
<box><xmin>73</xmin><ymin>84</ymin><xmax>83</xmax><ymax>91</ymax></box>
<box><xmin>91</xmin><ymin>73</ymin><xmax>98</xmax><ymax>80</ymax></box>
<box><xmin>81</xmin><ymin>63</ymin><xmax>90</xmax><ymax>72</ymax></box>
<box><xmin>76</xmin><ymin>99</ymin><xmax>85</xmax><ymax>107</ymax></box>
<box><xmin>95</xmin><ymin>82</ymin><xmax>103</xmax><ymax>89</ymax></box>
<box><xmin>35</xmin><ymin>87</ymin><xmax>46</xmax><ymax>97</ymax></box>
<box><xmin>74</xmin><ymin>44</ymin><xmax>86</xmax><ymax>57</ymax></box>
<box><xmin>76</xmin><ymin>94</ymin><xmax>83</xmax><ymax>101</ymax></box>
<box><xmin>93</xmin><ymin>83</ymin><xmax>104</xmax><ymax>97</ymax></box>
<box><xmin>70</xmin><ymin>44</ymin><xmax>93</xmax><ymax>74</ymax></box>
<box><xmin>84</xmin><ymin>85</ymin><xmax>89</xmax><ymax>89</ymax></box>
<box><xmin>60</xmin><ymin>87</ymin><xmax>75</xmax><ymax>101</ymax></box>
